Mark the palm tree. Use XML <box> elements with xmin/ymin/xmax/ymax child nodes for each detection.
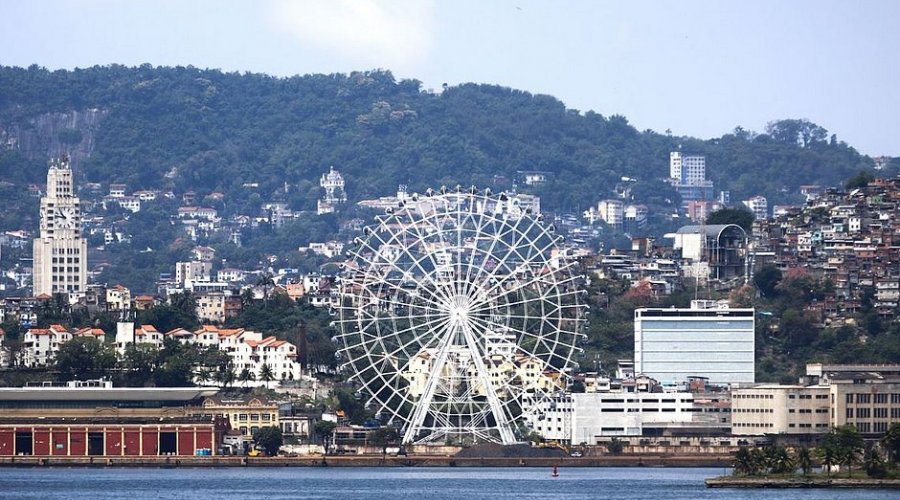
<box><xmin>796</xmin><ymin>446</ymin><xmax>813</xmax><ymax>475</ymax></box>
<box><xmin>256</xmin><ymin>273</ymin><xmax>275</xmax><ymax>306</ymax></box>
<box><xmin>835</xmin><ymin>425</ymin><xmax>864</xmax><ymax>477</ymax></box>
<box><xmin>194</xmin><ymin>366</ymin><xmax>213</xmax><ymax>385</ymax></box>
<box><xmin>817</xmin><ymin>432</ymin><xmax>840</xmax><ymax>477</ymax></box>
<box><xmin>863</xmin><ymin>445</ymin><xmax>887</xmax><ymax>478</ymax></box>
<box><xmin>258</xmin><ymin>363</ymin><xmax>275</xmax><ymax>389</ymax></box>
<box><xmin>215</xmin><ymin>363</ymin><xmax>236</xmax><ymax>390</ymax></box>
<box><xmin>769</xmin><ymin>446</ymin><xmax>794</xmax><ymax>474</ymax></box>
<box><xmin>238</xmin><ymin>367</ymin><xmax>255</xmax><ymax>388</ymax></box>
<box><xmin>881</xmin><ymin>422</ymin><xmax>900</xmax><ymax>464</ymax></box>
<box><xmin>733</xmin><ymin>447</ymin><xmax>756</xmax><ymax>476</ymax></box>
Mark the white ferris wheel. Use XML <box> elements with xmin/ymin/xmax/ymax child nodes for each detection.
<box><xmin>334</xmin><ymin>187</ymin><xmax>585</xmax><ymax>445</ymax></box>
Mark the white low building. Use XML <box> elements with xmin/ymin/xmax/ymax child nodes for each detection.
<box><xmin>526</xmin><ymin>391</ymin><xmax>697</xmax><ymax>445</ymax></box>
<box><xmin>114</xmin><ymin>323</ymin><xmax>164</xmax><ymax>354</ymax></box>
<box><xmin>21</xmin><ymin>324</ymin><xmax>72</xmax><ymax>367</ymax></box>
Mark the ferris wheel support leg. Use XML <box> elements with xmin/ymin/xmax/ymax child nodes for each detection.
<box><xmin>402</xmin><ymin>328</ymin><xmax>455</xmax><ymax>445</ymax></box>
<box><xmin>460</xmin><ymin>323</ymin><xmax>517</xmax><ymax>445</ymax></box>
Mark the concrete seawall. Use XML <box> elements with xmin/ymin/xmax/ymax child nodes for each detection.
<box><xmin>705</xmin><ymin>476</ymin><xmax>900</xmax><ymax>489</ymax></box>
<box><xmin>0</xmin><ymin>454</ymin><xmax>733</xmax><ymax>468</ymax></box>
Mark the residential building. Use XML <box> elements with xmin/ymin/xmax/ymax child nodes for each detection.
<box><xmin>20</xmin><ymin>324</ymin><xmax>72</xmax><ymax>367</ymax></box>
<box><xmin>32</xmin><ymin>156</ymin><xmax>88</xmax><ymax>297</ymax></box>
<box><xmin>175</xmin><ymin>261</ymin><xmax>213</xmax><ymax>287</ymax></box>
<box><xmin>108</xmin><ymin>184</ymin><xmax>127</xmax><ymax>198</ymax></box>
<box><xmin>743</xmin><ymin>196</ymin><xmax>768</xmax><ymax>220</ymax></box>
<box><xmin>114</xmin><ymin>323</ymin><xmax>303</xmax><ymax>387</ymax></box>
<box><xmin>106</xmin><ymin>284</ymin><xmax>132</xmax><ymax>312</ymax></box>
<box><xmin>114</xmin><ymin>322</ymin><xmax>164</xmax><ymax>355</ymax></box>
<box><xmin>597</xmin><ymin>200</ymin><xmax>624</xmax><ymax>229</ymax></box>
<box><xmin>669</xmin><ymin>152</ymin><xmax>714</xmax><ymax>206</ymax></box>
<box><xmin>634</xmin><ymin>302</ymin><xmax>755</xmax><ymax>385</ymax></box>
<box><xmin>216</xmin><ymin>268</ymin><xmax>246</xmax><ymax>283</ymax></box>
<box><xmin>623</xmin><ymin>204</ymin><xmax>648</xmax><ymax>231</ymax></box>
<box><xmin>670</xmin><ymin>152</ymin><xmax>707</xmax><ymax>185</ymax></box>
<box><xmin>196</xmin><ymin>292</ymin><xmax>226</xmax><ymax>324</ymax></box>
<box><xmin>686</xmin><ymin>200</ymin><xmax>724</xmax><ymax>222</ymax></box>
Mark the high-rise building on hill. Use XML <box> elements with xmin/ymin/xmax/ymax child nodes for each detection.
<box><xmin>669</xmin><ymin>151</ymin><xmax>714</xmax><ymax>209</ymax></box>
<box><xmin>669</xmin><ymin>152</ymin><xmax>707</xmax><ymax>185</ymax></box>
<box><xmin>32</xmin><ymin>155</ymin><xmax>87</xmax><ymax>298</ymax></box>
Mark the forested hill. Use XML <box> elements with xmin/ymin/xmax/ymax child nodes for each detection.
<box><xmin>0</xmin><ymin>65</ymin><xmax>879</xmax><ymax>217</ymax></box>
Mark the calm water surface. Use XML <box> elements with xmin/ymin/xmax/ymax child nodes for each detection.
<box><xmin>0</xmin><ymin>467</ymin><xmax>895</xmax><ymax>500</ymax></box>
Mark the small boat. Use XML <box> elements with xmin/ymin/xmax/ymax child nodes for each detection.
<box><xmin>551</xmin><ymin>465</ymin><xmax>559</xmax><ymax>478</ymax></box>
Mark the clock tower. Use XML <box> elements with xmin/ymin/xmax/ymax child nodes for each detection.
<box><xmin>32</xmin><ymin>155</ymin><xmax>88</xmax><ymax>298</ymax></box>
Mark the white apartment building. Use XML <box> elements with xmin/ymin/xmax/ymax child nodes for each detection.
<box><xmin>106</xmin><ymin>285</ymin><xmax>132</xmax><ymax>312</ymax></box>
<box><xmin>117</xmin><ymin>196</ymin><xmax>141</xmax><ymax>213</ymax></box>
<box><xmin>217</xmin><ymin>268</ymin><xmax>246</xmax><ymax>283</ymax></box>
<box><xmin>597</xmin><ymin>200</ymin><xmax>624</xmax><ymax>228</ymax></box>
<box><xmin>175</xmin><ymin>260</ymin><xmax>213</xmax><ymax>287</ymax></box>
<box><xmin>670</xmin><ymin>152</ymin><xmax>707</xmax><ymax>185</ymax></box>
<box><xmin>114</xmin><ymin>323</ymin><xmax>164</xmax><ymax>354</ymax></box>
<box><xmin>115</xmin><ymin>323</ymin><xmax>303</xmax><ymax>387</ymax></box>
<box><xmin>743</xmin><ymin>196</ymin><xmax>768</xmax><ymax>220</ymax></box>
<box><xmin>21</xmin><ymin>324</ymin><xmax>72</xmax><ymax>367</ymax></box>
<box><xmin>108</xmin><ymin>184</ymin><xmax>127</xmax><ymax>198</ymax></box>
<box><xmin>634</xmin><ymin>303</ymin><xmax>755</xmax><ymax>385</ymax></box>
<box><xmin>402</xmin><ymin>347</ymin><xmax>561</xmax><ymax>400</ymax></box>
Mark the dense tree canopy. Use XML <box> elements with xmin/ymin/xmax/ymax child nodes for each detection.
<box><xmin>55</xmin><ymin>337</ymin><xmax>117</xmax><ymax>381</ymax></box>
<box><xmin>706</xmin><ymin>207</ymin><xmax>755</xmax><ymax>231</ymax></box>
<box><xmin>0</xmin><ymin>65</ymin><xmax>880</xmax><ymax>233</ymax></box>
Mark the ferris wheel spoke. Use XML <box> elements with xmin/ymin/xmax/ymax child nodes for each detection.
<box><xmin>467</xmin><ymin>313</ymin><xmax>580</xmax><ymax>360</ymax></box>
<box><xmin>459</xmin><ymin>202</ymin><xmax>495</xmax><ymax>294</ymax></box>
<box><xmin>359</xmin><ymin>219</ymin><xmax>456</xmax><ymax>306</ymax></box>
<box><xmin>340</xmin><ymin>315</ymin><xmax>450</xmax><ymax>359</ymax></box>
<box><xmin>396</xmin><ymin>202</ymin><xmax>468</xmax><ymax>304</ymax></box>
<box><xmin>343</xmin><ymin>258</ymin><xmax>448</xmax><ymax>312</ymax></box>
<box><xmin>461</xmin><ymin>215</ymin><xmax>538</xmax><ymax>303</ymax></box>
<box><xmin>470</xmin><ymin>266</ymin><xmax>581</xmax><ymax>313</ymax></box>
<box><xmin>474</xmin><ymin>288</ymin><xmax>583</xmax><ymax>316</ymax></box>
<box><xmin>468</xmin><ymin>214</ymin><xmax>551</xmax><ymax>289</ymax></box>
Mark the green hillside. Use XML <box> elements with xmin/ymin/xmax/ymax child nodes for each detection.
<box><xmin>0</xmin><ymin>64</ymin><xmax>880</xmax><ymax>224</ymax></box>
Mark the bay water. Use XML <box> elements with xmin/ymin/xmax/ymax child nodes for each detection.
<box><xmin>0</xmin><ymin>467</ymin><xmax>894</xmax><ymax>499</ymax></box>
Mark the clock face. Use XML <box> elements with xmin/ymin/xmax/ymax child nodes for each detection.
<box><xmin>56</xmin><ymin>207</ymin><xmax>77</xmax><ymax>229</ymax></box>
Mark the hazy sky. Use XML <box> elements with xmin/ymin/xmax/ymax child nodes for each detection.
<box><xmin>1</xmin><ymin>0</ymin><xmax>898</xmax><ymax>155</ymax></box>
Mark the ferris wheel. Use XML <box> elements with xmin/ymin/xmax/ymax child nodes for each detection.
<box><xmin>334</xmin><ymin>187</ymin><xmax>585</xmax><ymax>445</ymax></box>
